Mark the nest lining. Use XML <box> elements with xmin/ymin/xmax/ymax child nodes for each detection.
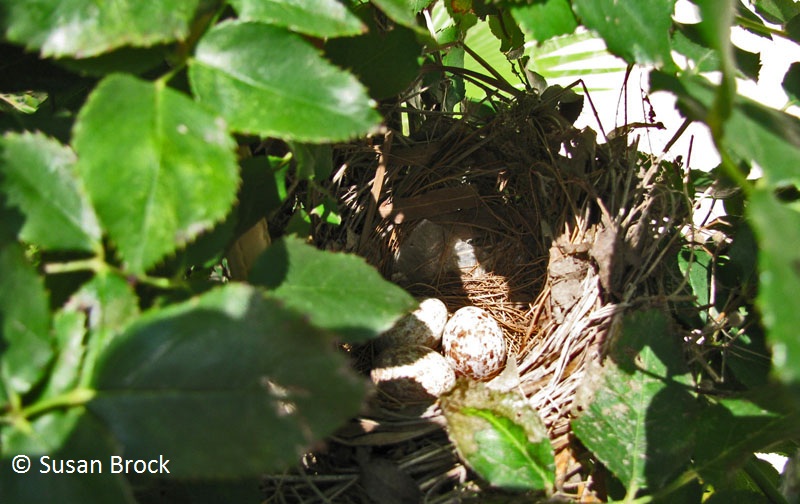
<box><xmin>263</xmin><ymin>88</ymin><xmax>689</xmax><ymax>502</ymax></box>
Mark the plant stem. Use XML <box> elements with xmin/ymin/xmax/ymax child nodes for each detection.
<box><xmin>44</xmin><ymin>257</ymin><xmax>105</xmax><ymax>275</ymax></box>
<box><xmin>22</xmin><ymin>388</ymin><xmax>96</xmax><ymax>419</ymax></box>
<box><xmin>745</xmin><ymin>456</ymin><xmax>790</xmax><ymax>504</ymax></box>
<box><xmin>735</xmin><ymin>16</ymin><xmax>787</xmax><ymax>39</ymax></box>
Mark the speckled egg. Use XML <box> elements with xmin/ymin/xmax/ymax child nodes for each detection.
<box><xmin>442</xmin><ymin>306</ymin><xmax>507</xmax><ymax>381</ymax></box>
<box><xmin>370</xmin><ymin>345</ymin><xmax>456</xmax><ymax>403</ymax></box>
<box><xmin>377</xmin><ymin>298</ymin><xmax>448</xmax><ymax>350</ymax></box>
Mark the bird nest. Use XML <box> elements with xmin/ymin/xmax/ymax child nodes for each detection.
<box><xmin>262</xmin><ymin>85</ymin><xmax>687</xmax><ymax>502</ymax></box>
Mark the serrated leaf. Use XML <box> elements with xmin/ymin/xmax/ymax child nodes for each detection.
<box><xmin>511</xmin><ymin>0</ymin><xmax>577</xmax><ymax>43</ymax></box>
<box><xmin>650</xmin><ymin>72</ymin><xmax>800</xmax><ymax>188</ymax></box>
<box><xmin>73</xmin><ymin>74</ymin><xmax>239</xmax><ymax>274</ymax></box>
<box><xmin>189</xmin><ymin>21</ymin><xmax>381</xmax><ymax>142</ymax></box>
<box><xmin>1</xmin><ymin>408</ymin><xmax>135</xmax><ymax>502</ymax></box>
<box><xmin>89</xmin><ymin>284</ymin><xmax>365</xmax><ymax>478</ymax></box>
<box><xmin>249</xmin><ymin>237</ymin><xmax>417</xmax><ymax>342</ymax></box>
<box><xmin>572</xmin><ymin>0</ymin><xmax>674</xmax><ymax>66</ymax></box>
<box><xmin>0</xmin><ymin>0</ymin><xmax>201</xmax><ymax>58</ymax></box>
<box><xmin>749</xmin><ymin>190</ymin><xmax>800</xmax><ymax>387</ymax></box>
<box><xmin>229</xmin><ymin>0</ymin><xmax>366</xmax><ymax>37</ymax></box>
<box><xmin>755</xmin><ymin>0</ymin><xmax>800</xmax><ymax>24</ymax></box>
<box><xmin>324</xmin><ymin>15</ymin><xmax>422</xmax><ymax>101</ymax></box>
<box><xmin>441</xmin><ymin>381</ymin><xmax>554</xmax><ymax>492</ymax></box>
<box><xmin>0</xmin><ymin>244</ymin><xmax>53</xmax><ymax>396</ymax></box>
<box><xmin>571</xmin><ymin>310</ymin><xmax>696</xmax><ymax>492</ymax></box>
<box><xmin>0</xmin><ymin>132</ymin><xmax>100</xmax><ymax>253</ymax></box>
<box><xmin>782</xmin><ymin>62</ymin><xmax>800</xmax><ymax>103</ymax></box>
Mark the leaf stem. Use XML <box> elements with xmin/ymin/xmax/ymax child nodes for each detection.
<box><xmin>21</xmin><ymin>388</ymin><xmax>96</xmax><ymax>419</ymax></box>
<box><xmin>44</xmin><ymin>257</ymin><xmax>105</xmax><ymax>275</ymax></box>
<box><xmin>735</xmin><ymin>16</ymin><xmax>787</xmax><ymax>40</ymax></box>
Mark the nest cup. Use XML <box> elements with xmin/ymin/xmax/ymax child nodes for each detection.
<box><xmin>263</xmin><ymin>86</ymin><xmax>687</xmax><ymax>501</ymax></box>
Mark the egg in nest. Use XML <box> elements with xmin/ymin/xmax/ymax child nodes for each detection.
<box><xmin>442</xmin><ymin>306</ymin><xmax>507</xmax><ymax>381</ymax></box>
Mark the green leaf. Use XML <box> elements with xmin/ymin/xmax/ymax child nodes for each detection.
<box><xmin>89</xmin><ymin>284</ymin><xmax>366</xmax><ymax>478</ymax></box>
<box><xmin>0</xmin><ymin>132</ymin><xmax>101</xmax><ymax>253</ymax></box>
<box><xmin>249</xmin><ymin>237</ymin><xmax>417</xmax><ymax>342</ymax></box>
<box><xmin>694</xmin><ymin>395</ymin><xmax>800</xmax><ymax>486</ymax></box>
<box><xmin>370</xmin><ymin>0</ymin><xmax>431</xmax><ymax>30</ymax></box>
<box><xmin>0</xmin><ymin>244</ymin><xmax>53</xmax><ymax>396</ymax></box>
<box><xmin>650</xmin><ymin>72</ymin><xmax>800</xmax><ymax>188</ymax></box>
<box><xmin>289</xmin><ymin>142</ymin><xmax>333</xmax><ymax>181</ymax></box>
<box><xmin>782</xmin><ymin>62</ymin><xmax>800</xmax><ymax>103</ymax></box>
<box><xmin>511</xmin><ymin>0</ymin><xmax>577</xmax><ymax>43</ymax></box>
<box><xmin>571</xmin><ymin>0</ymin><xmax>674</xmax><ymax>66</ymax></box>
<box><xmin>1</xmin><ymin>409</ymin><xmax>135</xmax><ymax>502</ymax></box>
<box><xmin>39</xmin><ymin>309</ymin><xmax>87</xmax><ymax>401</ymax></box>
<box><xmin>189</xmin><ymin>21</ymin><xmax>381</xmax><ymax>142</ymax></box>
<box><xmin>324</xmin><ymin>15</ymin><xmax>422</xmax><ymax>101</ymax></box>
<box><xmin>229</xmin><ymin>0</ymin><xmax>366</xmax><ymax>37</ymax></box>
<box><xmin>571</xmin><ymin>310</ymin><xmax>697</xmax><ymax>492</ymax></box>
<box><xmin>755</xmin><ymin>0</ymin><xmax>800</xmax><ymax>24</ymax></box>
<box><xmin>677</xmin><ymin>247</ymin><xmax>712</xmax><ymax>322</ymax></box>
<box><xmin>441</xmin><ymin>381</ymin><xmax>555</xmax><ymax>492</ymax></box>
<box><xmin>0</xmin><ymin>0</ymin><xmax>201</xmax><ymax>58</ymax></box>
<box><xmin>693</xmin><ymin>0</ymin><xmax>736</xmax><ymax>128</ymax></box>
<box><xmin>73</xmin><ymin>74</ymin><xmax>239</xmax><ymax>274</ymax></box>
<box><xmin>749</xmin><ymin>190</ymin><xmax>800</xmax><ymax>387</ymax></box>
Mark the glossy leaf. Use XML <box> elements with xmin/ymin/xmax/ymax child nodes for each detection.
<box><xmin>0</xmin><ymin>132</ymin><xmax>100</xmax><ymax>253</ymax></box>
<box><xmin>73</xmin><ymin>74</ymin><xmax>239</xmax><ymax>274</ymax></box>
<box><xmin>1</xmin><ymin>409</ymin><xmax>135</xmax><ymax>502</ymax></box>
<box><xmin>749</xmin><ymin>190</ymin><xmax>800</xmax><ymax>387</ymax></box>
<box><xmin>571</xmin><ymin>310</ymin><xmax>697</xmax><ymax>492</ymax></box>
<box><xmin>189</xmin><ymin>21</ymin><xmax>381</xmax><ymax>142</ymax></box>
<box><xmin>511</xmin><ymin>0</ymin><xmax>577</xmax><ymax>43</ymax></box>
<box><xmin>249</xmin><ymin>237</ymin><xmax>417</xmax><ymax>342</ymax></box>
<box><xmin>572</xmin><ymin>0</ymin><xmax>674</xmax><ymax>66</ymax></box>
<box><xmin>0</xmin><ymin>0</ymin><xmax>201</xmax><ymax>58</ymax></box>
<box><xmin>39</xmin><ymin>310</ymin><xmax>87</xmax><ymax>400</ymax></box>
<box><xmin>0</xmin><ymin>244</ymin><xmax>53</xmax><ymax>396</ymax></box>
<box><xmin>229</xmin><ymin>0</ymin><xmax>366</xmax><ymax>37</ymax></box>
<box><xmin>650</xmin><ymin>72</ymin><xmax>800</xmax><ymax>188</ymax></box>
<box><xmin>89</xmin><ymin>284</ymin><xmax>366</xmax><ymax>478</ymax></box>
<box><xmin>442</xmin><ymin>381</ymin><xmax>554</xmax><ymax>492</ymax></box>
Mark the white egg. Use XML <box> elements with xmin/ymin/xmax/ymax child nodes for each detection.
<box><xmin>442</xmin><ymin>306</ymin><xmax>507</xmax><ymax>381</ymax></box>
<box><xmin>370</xmin><ymin>345</ymin><xmax>456</xmax><ymax>403</ymax></box>
<box><xmin>377</xmin><ymin>298</ymin><xmax>448</xmax><ymax>350</ymax></box>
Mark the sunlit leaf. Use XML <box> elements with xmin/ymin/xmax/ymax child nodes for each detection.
<box><xmin>73</xmin><ymin>74</ymin><xmax>239</xmax><ymax>274</ymax></box>
<box><xmin>0</xmin><ymin>0</ymin><xmax>201</xmax><ymax>58</ymax></box>
<box><xmin>0</xmin><ymin>244</ymin><xmax>53</xmax><ymax>396</ymax></box>
<box><xmin>89</xmin><ymin>284</ymin><xmax>366</xmax><ymax>478</ymax></box>
<box><xmin>511</xmin><ymin>0</ymin><xmax>577</xmax><ymax>43</ymax></box>
<box><xmin>442</xmin><ymin>381</ymin><xmax>555</xmax><ymax>492</ymax></box>
<box><xmin>749</xmin><ymin>190</ymin><xmax>800</xmax><ymax>388</ymax></box>
<box><xmin>229</xmin><ymin>0</ymin><xmax>366</xmax><ymax>37</ymax></box>
<box><xmin>189</xmin><ymin>21</ymin><xmax>381</xmax><ymax>142</ymax></box>
<box><xmin>572</xmin><ymin>0</ymin><xmax>674</xmax><ymax>67</ymax></box>
<box><xmin>249</xmin><ymin>237</ymin><xmax>417</xmax><ymax>342</ymax></box>
<box><xmin>0</xmin><ymin>132</ymin><xmax>101</xmax><ymax>253</ymax></box>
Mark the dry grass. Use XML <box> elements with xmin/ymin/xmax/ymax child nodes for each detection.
<box><xmin>263</xmin><ymin>83</ymin><xmax>688</xmax><ymax>502</ymax></box>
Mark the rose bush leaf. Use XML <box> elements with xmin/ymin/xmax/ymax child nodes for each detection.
<box><xmin>73</xmin><ymin>74</ymin><xmax>239</xmax><ymax>274</ymax></box>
